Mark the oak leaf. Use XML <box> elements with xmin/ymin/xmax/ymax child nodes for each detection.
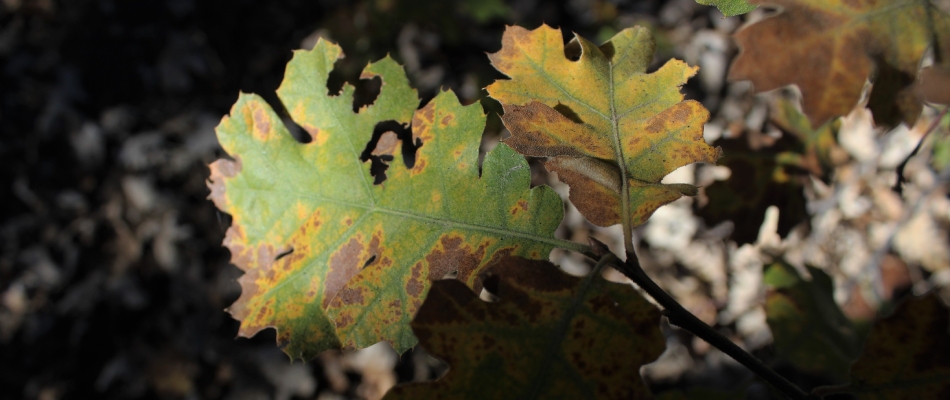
<box><xmin>729</xmin><ymin>0</ymin><xmax>950</xmax><ymax>127</ymax></box>
<box><xmin>487</xmin><ymin>25</ymin><xmax>721</xmax><ymax>228</ymax></box>
<box><xmin>385</xmin><ymin>256</ymin><xmax>664</xmax><ymax>399</ymax></box>
<box><xmin>208</xmin><ymin>39</ymin><xmax>574</xmax><ymax>360</ymax></box>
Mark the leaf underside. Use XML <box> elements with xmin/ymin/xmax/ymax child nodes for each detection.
<box><xmin>695</xmin><ymin>0</ymin><xmax>757</xmax><ymax>17</ymax></box>
<box><xmin>208</xmin><ymin>39</ymin><xmax>568</xmax><ymax>359</ymax></box>
<box><xmin>486</xmin><ymin>25</ymin><xmax>721</xmax><ymax>228</ymax></box>
<box><xmin>729</xmin><ymin>0</ymin><xmax>950</xmax><ymax>127</ymax></box>
<box><xmin>385</xmin><ymin>256</ymin><xmax>664</xmax><ymax>400</ymax></box>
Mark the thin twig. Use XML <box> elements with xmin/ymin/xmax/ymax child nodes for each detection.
<box><xmin>611</xmin><ymin>251</ymin><xmax>813</xmax><ymax>400</ymax></box>
<box><xmin>893</xmin><ymin>106</ymin><xmax>949</xmax><ymax>194</ymax></box>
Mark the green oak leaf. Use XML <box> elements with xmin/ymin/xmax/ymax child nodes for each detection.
<box><xmin>208</xmin><ymin>38</ymin><xmax>577</xmax><ymax>360</ymax></box>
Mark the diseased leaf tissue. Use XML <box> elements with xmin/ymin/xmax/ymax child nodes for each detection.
<box><xmin>209</xmin><ymin>23</ymin><xmax>721</xmax><ymax>363</ymax></box>
<box><xmin>208</xmin><ymin>38</ymin><xmax>569</xmax><ymax>359</ymax></box>
<box><xmin>487</xmin><ymin>25</ymin><xmax>721</xmax><ymax>228</ymax></box>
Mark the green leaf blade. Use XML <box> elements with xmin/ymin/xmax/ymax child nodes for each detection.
<box><xmin>209</xmin><ymin>39</ymin><xmax>573</xmax><ymax>359</ymax></box>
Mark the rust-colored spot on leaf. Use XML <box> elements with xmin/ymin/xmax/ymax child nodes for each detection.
<box><xmin>425</xmin><ymin>235</ymin><xmax>488</xmax><ymax>291</ymax></box>
<box><xmin>336</xmin><ymin>286</ymin><xmax>366</xmax><ymax>306</ymax></box>
<box><xmin>440</xmin><ymin>114</ymin><xmax>454</xmax><ymax>127</ymax></box>
<box><xmin>509</xmin><ymin>199</ymin><xmax>529</xmax><ymax>215</ymax></box>
<box><xmin>411</xmin><ymin>157</ymin><xmax>427</xmax><ymax>176</ymax></box>
<box><xmin>252</xmin><ymin>106</ymin><xmax>272</xmax><ymax>141</ymax></box>
<box><xmin>207</xmin><ymin>157</ymin><xmax>242</xmax><ymax>211</ymax></box>
<box><xmin>405</xmin><ymin>261</ymin><xmax>426</xmax><ymax>306</ymax></box>
<box><xmin>323</xmin><ymin>234</ymin><xmax>381</xmax><ymax>308</ymax></box>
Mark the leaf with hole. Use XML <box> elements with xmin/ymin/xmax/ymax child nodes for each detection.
<box><xmin>486</xmin><ymin>25</ymin><xmax>721</xmax><ymax>229</ymax></box>
<box><xmin>208</xmin><ymin>38</ymin><xmax>575</xmax><ymax>360</ymax></box>
<box><xmin>729</xmin><ymin>0</ymin><xmax>950</xmax><ymax>127</ymax></box>
<box><xmin>385</xmin><ymin>256</ymin><xmax>664</xmax><ymax>399</ymax></box>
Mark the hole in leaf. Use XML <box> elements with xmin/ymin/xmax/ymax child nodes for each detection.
<box><xmin>564</xmin><ymin>38</ymin><xmax>582</xmax><ymax>61</ymax></box>
<box><xmin>482</xmin><ymin>273</ymin><xmax>501</xmax><ymax>296</ymax></box>
<box><xmin>553</xmin><ymin>103</ymin><xmax>584</xmax><ymax>124</ymax></box>
<box><xmin>360</xmin><ymin>120</ymin><xmax>417</xmax><ymax>184</ymax></box>
<box><xmin>599</xmin><ymin>41</ymin><xmax>615</xmax><ymax>61</ymax></box>
<box><xmin>362</xmin><ymin>255</ymin><xmax>377</xmax><ymax>269</ymax></box>
<box><xmin>281</xmin><ymin>116</ymin><xmax>312</xmax><ymax>144</ymax></box>
<box><xmin>326</xmin><ymin>58</ymin><xmax>348</xmax><ymax>97</ymax></box>
<box><xmin>324</xmin><ymin>57</ymin><xmax>381</xmax><ymax>112</ymax></box>
<box><xmin>275</xmin><ymin>247</ymin><xmax>294</xmax><ymax>261</ymax></box>
<box><xmin>352</xmin><ymin>76</ymin><xmax>382</xmax><ymax>113</ymax></box>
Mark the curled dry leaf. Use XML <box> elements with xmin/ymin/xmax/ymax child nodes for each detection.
<box><xmin>487</xmin><ymin>25</ymin><xmax>721</xmax><ymax>228</ymax></box>
<box><xmin>730</xmin><ymin>0</ymin><xmax>950</xmax><ymax>127</ymax></box>
<box><xmin>385</xmin><ymin>256</ymin><xmax>664</xmax><ymax>400</ymax></box>
<box><xmin>208</xmin><ymin>38</ymin><xmax>570</xmax><ymax>359</ymax></box>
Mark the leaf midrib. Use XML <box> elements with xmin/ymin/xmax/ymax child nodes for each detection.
<box><xmin>232</xmin><ymin>185</ymin><xmax>587</xmax><ymax>255</ymax></box>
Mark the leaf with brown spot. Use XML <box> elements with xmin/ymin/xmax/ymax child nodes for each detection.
<box><xmin>208</xmin><ymin>39</ymin><xmax>582</xmax><ymax>360</ymax></box>
<box><xmin>486</xmin><ymin>25</ymin><xmax>721</xmax><ymax>229</ymax></box>
<box><xmin>729</xmin><ymin>0</ymin><xmax>950</xmax><ymax>127</ymax></box>
<box><xmin>384</xmin><ymin>256</ymin><xmax>664</xmax><ymax>399</ymax></box>
<box><xmin>816</xmin><ymin>294</ymin><xmax>950</xmax><ymax>398</ymax></box>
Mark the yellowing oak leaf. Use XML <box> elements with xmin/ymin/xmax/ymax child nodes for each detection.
<box><xmin>729</xmin><ymin>0</ymin><xmax>950</xmax><ymax>127</ymax></box>
<box><xmin>208</xmin><ymin>39</ymin><xmax>579</xmax><ymax>360</ymax></box>
<box><xmin>486</xmin><ymin>25</ymin><xmax>721</xmax><ymax>229</ymax></box>
<box><xmin>385</xmin><ymin>256</ymin><xmax>664</xmax><ymax>400</ymax></box>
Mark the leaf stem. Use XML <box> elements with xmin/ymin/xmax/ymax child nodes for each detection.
<box><xmin>610</xmin><ymin>252</ymin><xmax>814</xmax><ymax>400</ymax></box>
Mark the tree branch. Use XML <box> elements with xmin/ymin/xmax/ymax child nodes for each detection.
<box><xmin>611</xmin><ymin>251</ymin><xmax>813</xmax><ymax>400</ymax></box>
